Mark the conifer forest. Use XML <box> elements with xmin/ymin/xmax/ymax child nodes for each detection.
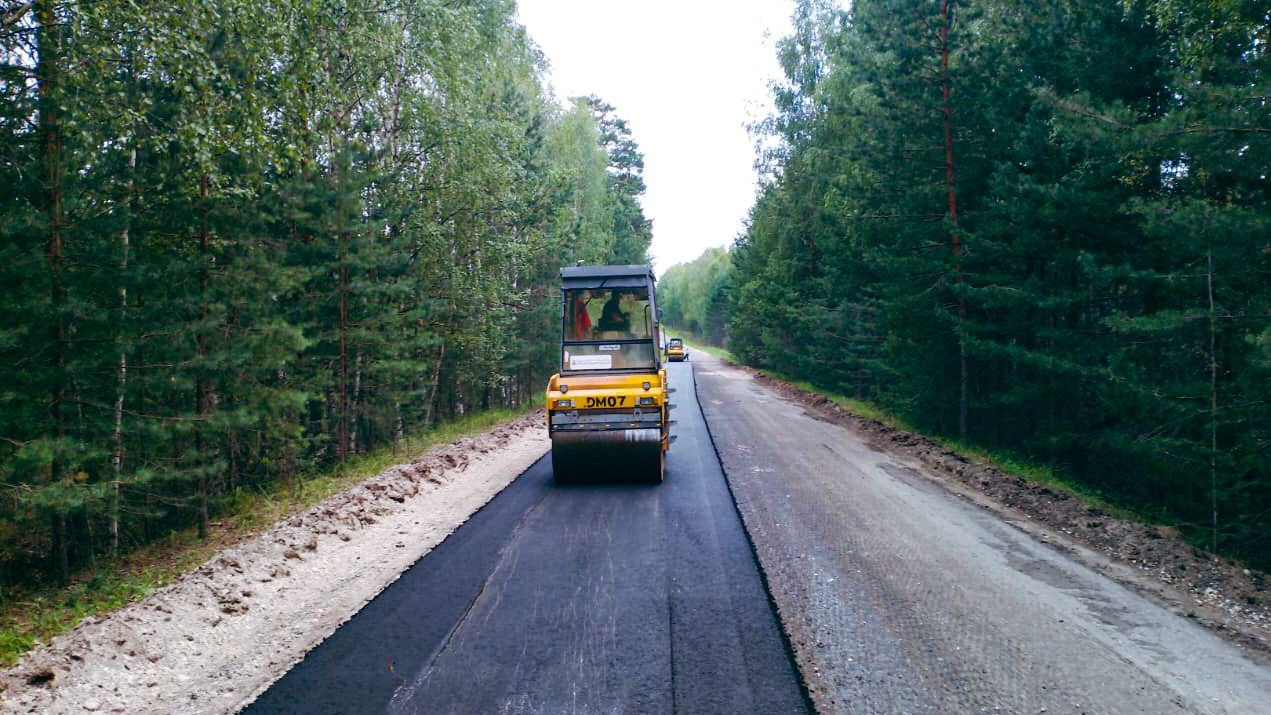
<box><xmin>663</xmin><ymin>0</ymin><xmax>1269</xmax><ymax>568</ymax></box>
<box><xmin>0</xmin><ymin>0</ymin><xmax>651</xmax><ymax>585</ymax></box>
<box><xmin>2</xmin><ymin>0</ymin><xmax>1269</xmax><ymax>589</ymax></box>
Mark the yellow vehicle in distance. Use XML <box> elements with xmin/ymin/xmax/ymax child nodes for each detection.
<box><xmin>545</xmin><ymin>265</ymin><xmax>672</xmax><ymax>483</ymax></box>
<box><xmin>665</xmin><ymin>337</ymin><xmax>688</xmax><ymax>362</ymax></box>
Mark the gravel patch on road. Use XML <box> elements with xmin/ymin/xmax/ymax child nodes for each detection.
<box><xmin>0</xmin><ymin>412</ymin><xmax>549</xmax><ymax>715</ymax></box>
<box><xmin>745</xmin><ymin>368</ymin><xmax>1271</xmax><ymax>660</ymax></box>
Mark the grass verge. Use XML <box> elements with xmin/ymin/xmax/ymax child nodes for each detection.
<box><xmin>0</xmin><ymin>403</ymin><xmax>538</xmax><ymax>668</ymax></box>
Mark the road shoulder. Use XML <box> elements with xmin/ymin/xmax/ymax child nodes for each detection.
<box><xmin>693</xmin><ymin>348</ymin><xmax>1271</xmax><ymax>713</ymax></box>
<box><xmin>736</xmin><ymin>364</ymin><xmax>1271</xmax><ymax>661</ymax></box>
<box><xmin>0</xmin><ymin>413</ymin><xmax>549</xmax><ymax>715</ymax></box>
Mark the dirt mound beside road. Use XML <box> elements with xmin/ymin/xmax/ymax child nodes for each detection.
<box><xmin>748</xmin><ymin>369</ymin><xmax>1271</xmax><ymax>659</ymax></box>
<box><xmin>0</xmin><ymin>411</ymin><xmax>549</xmax><ymax>715</ymax></box>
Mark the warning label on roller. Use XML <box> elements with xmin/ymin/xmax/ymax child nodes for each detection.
<box><xmin>569</xmin><ymin>354</ymin><xmax>612</xmax><ymax>370</ymax></box>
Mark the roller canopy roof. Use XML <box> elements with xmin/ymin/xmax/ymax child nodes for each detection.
<box><xmin>560</xmin><ymin>264</ymin><xmax>656</xmax><ymax>290</ymax></box>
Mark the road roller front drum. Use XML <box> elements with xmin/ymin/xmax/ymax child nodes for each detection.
<box><xmin>551</xmin><ymin>427</ymin><xmax>664</xmax><ymax>483</ymax></box>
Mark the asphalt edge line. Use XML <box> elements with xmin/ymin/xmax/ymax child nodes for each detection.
<box><xmin>687</xmin><ymin>359</ymin><xmax>819</xmax><ymax>715</ymax></box>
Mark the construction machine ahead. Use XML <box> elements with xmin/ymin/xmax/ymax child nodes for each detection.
<box><xmin>545</xmin><ymin>265</ymin><xmax>672</xmax><ymax>483</ymax></box>
<box><xmin>665</xmin><ymin>337</ymin><xmax>688</xmax><ymax>362</ymax></box>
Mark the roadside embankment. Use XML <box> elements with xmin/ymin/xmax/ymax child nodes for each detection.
<box><xmin>0</xmin><ymin>412</ymin><xmax>549</xmax><ymax>715</ymax></box>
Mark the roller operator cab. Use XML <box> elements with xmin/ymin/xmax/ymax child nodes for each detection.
<box><xmin>546</xmin><ymin>265</ymin><xmax>672</xmax><ymax>483</ymax></box>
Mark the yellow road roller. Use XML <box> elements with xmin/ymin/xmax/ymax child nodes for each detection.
<box><xmin>546</xmin><ymin>265</ymin><xmax>672</xmax><ymax>483</ymax></box>
<box><xmin>665</xmin><ymin>337</ymin><xmax>688</xmax><ymax>362</ymax></box>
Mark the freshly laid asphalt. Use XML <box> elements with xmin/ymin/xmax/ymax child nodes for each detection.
<box><xmin>241</xmin><ymin>360</ymin><xmax>809</xmax><ymax>715</ymax></box>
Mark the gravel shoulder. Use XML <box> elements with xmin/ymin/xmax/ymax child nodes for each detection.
<box><xmin>742</xmin><ymin>368</ymin><xmax>1271</xmax><ymax>659</ymax></box>
<box><xmin>692</xmin><ymin>348</ymin><xmax>1271</xmax><ymax>714</ymax></box>
<box><xmin>0</xmin><ymin>412</ymin><xmax>549</xmax><ymax>715</ymax></box>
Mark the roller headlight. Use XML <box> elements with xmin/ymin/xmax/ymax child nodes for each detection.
<box><xmin>557</xmin><ymin>398</ymin><xmax>574</xmax><ymax>408</ymax></box>
<box><xmin>638</xmin><ymin>397</ymin><xmax>655</xmax><ymax>406</ymax></box>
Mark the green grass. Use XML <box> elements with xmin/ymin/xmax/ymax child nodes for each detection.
<box><xmin>0</xmin><ymin>402</ymin><xmax>540</xmax><ymax>667</ymax></box>
<box><xmin>930</xmin><ymin>437</ymin><xmax>1141</xmax><ymax>522</ymax></box>
<box><xmin>0</xmin><ymin>532</ymin><xmax>230</xmax><ymax>668</ymax></box>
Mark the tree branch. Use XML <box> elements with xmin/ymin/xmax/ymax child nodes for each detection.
<box><xmin>1043</xmin><ymin>92</ymin><xmax>1269</xmax><ymax>135</ymax></box>
<box><xmin>2</xmin><ymin>1</ymin><xmax>34</xmax><ymax>30</ymax></box>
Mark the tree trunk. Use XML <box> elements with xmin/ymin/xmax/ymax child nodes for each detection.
<box><xmin>395</xmin><ymin>404</ymin><xmax>404</xmax><ymax>453</ymax></box>
<box><xmin>351</xmin><ymin>347</ymin><xmax>362</xmax><ymax>455</ymax></box>
<box><xmin>51</xmin><ymin>512</ymin><xmax>68</xmax><ymax>587</ymax></box>
<box><xmin>111</xmin><ymin>141</ymin><xmax>136</xmax><ymax>557</ymax></box>
<box><xmin>939</xmin><ymin>0</ymin><xmax>968</xmax><ymax>441</ymax></box>
<box><xmin>196</xmin><ymin>173</ymin><xmax>210</xmax><ymax>540</ymax></box>
<box><xmin>424</xmin><ymin>340</ymin><xmax>446</xmax><ymax>427</ymax></box>
<box><xmin>1208</xmin><ymin>248</ymin><xmax>1218</xmax><ymax>553</ymax></box>
<box><xmin>38</xmin><ymin>0</ymin><xmax>69</xmax><ymax>584</ymax></box>
<box><xmin>332</xmin><ymin>124</ymin><xmax>349</xmax><ymax>463</ymax></box>
<box><xmin>338</xmin><ymin>239</ymin><xmax>348</xmax><ymax>462</ymax></box>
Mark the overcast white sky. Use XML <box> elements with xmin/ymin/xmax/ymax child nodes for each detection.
<box><xmin>515</xmin><ymin>1</ymin><xmax>795</xmax><ymax>274</ymax></box>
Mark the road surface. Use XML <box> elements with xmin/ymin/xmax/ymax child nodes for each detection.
<box><xmin>244</xmin><ymin>350</ymin><xmax>1271</xmax><ymax>715</ymax></box>
<box><xmin>241</xmin><ymin>360</ymin><xmax>808</xmax><ymax>715</ymax></box>
<box><xmin>693</xmin><ymin>349</ymin><xmax>1271</xmax><ymax>714</ymax></box>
